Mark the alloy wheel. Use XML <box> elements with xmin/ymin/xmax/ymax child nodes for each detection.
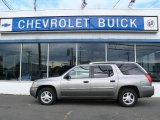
<box><xmin>41</xmin><ymin>91</ymin><xmax>53</xmax><ymax>104</ymax></box>
<box><xmin>122</xmin><ymin>92</ymin><xmax>135</xmax><ymax>105</ymax></box>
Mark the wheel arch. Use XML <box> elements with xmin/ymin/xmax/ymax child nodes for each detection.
<box><xmin>36</xmin><ymin>85</ymin><xmax>57</xmax><ymax>98</ymax></box>
<box><xmin>118</xmin><ymin>86</ymin><xmax>140</xmax><ymax>98</ymax></box>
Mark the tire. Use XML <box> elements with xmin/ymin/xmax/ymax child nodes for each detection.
<box><xmin>38</xmin><ymin>88</ymin><xmax>57</xmax><ymax>105</ymax></box>
<box><xmin>118</xmin><ymin>88</ymin><xmax>138</xmax><ymax>107</ymax></box>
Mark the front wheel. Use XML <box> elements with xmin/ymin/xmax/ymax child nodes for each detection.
<box><xmin>118</xmin><ymin>89</ymin><xmax>138</xmax><ymax>107</ymax></box>
<box><xmin>38</xmin><ymin>88</ymin><xmax>57</xmax><ymax>105</ymax></box>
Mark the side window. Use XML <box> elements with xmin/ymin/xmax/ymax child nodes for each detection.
<box><xmin>67</xmin><ymin>66</ymin><xmax>90</xmax><ymax>79</ymax></box>
<box><xmin>93</xmin><ymin>65</ymin><xmax>114</xmax><ymax>78</ymax></box>
<box><xmin>116</xmin><ymin>64</ymin><xmax>145</xmax><ymax>75</ymax></box>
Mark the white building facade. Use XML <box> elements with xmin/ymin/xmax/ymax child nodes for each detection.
<box><xmin>0</xmin><ymin>9</ymin><xmax>160</xmax><ymax>96</ymax></box>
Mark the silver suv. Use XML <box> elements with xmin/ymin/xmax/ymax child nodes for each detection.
<box><xmin>30</xmin><ymin>62</ymin><xmax>154</xmax><ymax>107</ymax></box>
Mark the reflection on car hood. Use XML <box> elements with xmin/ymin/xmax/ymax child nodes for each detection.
<box><xmin>36</xmin><ymin>76</ymin><xmax>61</xmax><ymax>82</ymax></box>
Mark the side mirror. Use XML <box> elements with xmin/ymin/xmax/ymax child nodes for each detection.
<box><xmin>65</xmin><ymin>75</ymin><xmax>71</xmax><ymax>80</ymax></box>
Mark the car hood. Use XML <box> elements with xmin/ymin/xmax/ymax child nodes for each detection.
<box><xmin>35</xmin><ymin>76</ymin><xmax>61</xmax><ymax>82</ymax></box>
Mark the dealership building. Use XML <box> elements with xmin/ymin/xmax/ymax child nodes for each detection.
<box><xmin>0</xmin><ymin>9</ymin><xmax>160</xmax><ymax>96</ymax></box>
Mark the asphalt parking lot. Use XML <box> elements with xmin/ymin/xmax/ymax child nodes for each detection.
<box><xmin>0</xmin><ymin>95</ymin><xmax>159</xmax><ymax>120</ymax></box>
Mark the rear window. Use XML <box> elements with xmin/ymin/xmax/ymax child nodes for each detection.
<box><xmin>116</xmin><ymin>63</ymin><xmax>145</xmax><ymax>75</ymax></box>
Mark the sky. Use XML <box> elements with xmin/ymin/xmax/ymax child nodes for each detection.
<box><xmin>0</xmin><ymin>0</ymin><xmax>160</xmax><ymax>11</ymax></box>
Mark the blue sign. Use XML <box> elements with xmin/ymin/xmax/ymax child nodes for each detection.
<box><xmin>0</xmin><ymin>16</ymin><xmax>158</xmax><ymax>32</ymax></box>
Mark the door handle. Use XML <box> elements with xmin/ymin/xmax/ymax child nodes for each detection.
<box><xmin>83</xmin><ymin>81</ymin><xmax>89</xmax><ymax>83</ymax></box>
<box><xmin>110</xmin><ymin>80</ymin><xmax>115</xmax><ymax>82</ymax></box>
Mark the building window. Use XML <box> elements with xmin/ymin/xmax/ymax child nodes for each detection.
<box><xmin>108</xmin><ymin>43</ymin><xmax>135</xmax><ymax>62</ymax></box>
<box><xmin>78</xmin><ymin>43</ymin><xmax>105</xmax><ymax>64</ymax></box>
<box><xmin>0</xmin><ymin>42</ymin><xmax>159</xmax><ymax>83</ymax></box>
<box><xmin>49</xmin><ymin>43</ymin><xmax>76</xmax><ymax>77</ymax></box>
<box><xmin>0</xmin><ymin>44</ymin><xmax>21</xmax><ymax>80</ymax></box>
<box><xmin>136</xmin><ymin>43</ymin><xmax>160</xmax><ymax>82</ymax></box>
<box><xmin>21</xmin><ymin>43</ymin><xmax>48</xmax><ymax>81</ymax></box>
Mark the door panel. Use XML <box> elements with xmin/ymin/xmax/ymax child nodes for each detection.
<box><xmin>90</xmin><ymin>65</ymin><xmax>118</xmax><ymax>97</ymax></box>
<box><xmin>61</xmin><ymin>66</ymin><xmax>90</xmax><ymax>97</ymax></box>
<box><xmin>61</xmin><ymin>78</ymin><xmax>90</xmax><ymax>96</ymax></box>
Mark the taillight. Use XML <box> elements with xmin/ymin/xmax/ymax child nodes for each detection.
<box><xmin>146</xmin><ymin>73</ymin><xmax>152</xmax><ymax>85</ymax></box>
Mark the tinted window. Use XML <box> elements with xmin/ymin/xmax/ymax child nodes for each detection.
<box><xmin>108</xmin><ymin>43</ymin><xmax>135</xmax><ymax>62</ymax></box>
<box><xmin>67</xmin><ymin>66</ymin><xmax>89</xmax><ymax>79</ymax></box>
<box><xmin>22</xmin><ymin>43</ymin><xmax>48</xmax><ymax>81</ymax></box>
<box><xmin>93</xmin><ymin>65</ymin><xmax>113</xmax><ymax>78</ymax></box>
<box><xmin>136</xmin><ymin>43</ymin><xmax>160</xmax><ymax>82</ymax></box>
<box><xmin>49</xmin><ymin>43</ymin><xmax>76</xmax><ymax>77</ymax></box>
<box><xmin>78</xmin><ymin>43</ymin><xmax>105</xmax><ymax>64</ymax></box>
<box><xmin>0</xmin><ymin>44</ymin><xmax>20</xmax><ymax>80</ymax></box>
<box><xmin>116</xmin><ymin>64</ymin><xmax>145</xmax><ymax>75</ymax></box>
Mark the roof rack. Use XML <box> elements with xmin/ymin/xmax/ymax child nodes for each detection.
<box><xmin>89</xmin><ymin>61</ymin><xmax>136</xmax><ymax>64</ymax></box>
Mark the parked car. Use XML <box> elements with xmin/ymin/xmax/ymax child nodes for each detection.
<box><xmin>30</xmin><ymin>62</ymin><xmax>154</xmax><ymax>107</ymax></box>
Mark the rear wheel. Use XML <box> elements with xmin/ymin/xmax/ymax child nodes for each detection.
<box><xmin>38</xmin><ymin>88</ymin><xmax>57</xmax><ymax>105</ymax></box>
<box><xmin>118</xmin><ymin>88</ymin><xmax>138</xmax><ymax>107</ymax></box>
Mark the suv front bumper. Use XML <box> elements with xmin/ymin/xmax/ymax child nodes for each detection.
<box><xmin>30</xmin><ymin>87</ymin><xmax>38</xmax><ymax>98</ymax></box>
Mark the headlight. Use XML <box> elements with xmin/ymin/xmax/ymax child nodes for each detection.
<box><xmin>32</xmin><ymin>81</ymin><xmax>38</xmax><ymax>87</ymax></box>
